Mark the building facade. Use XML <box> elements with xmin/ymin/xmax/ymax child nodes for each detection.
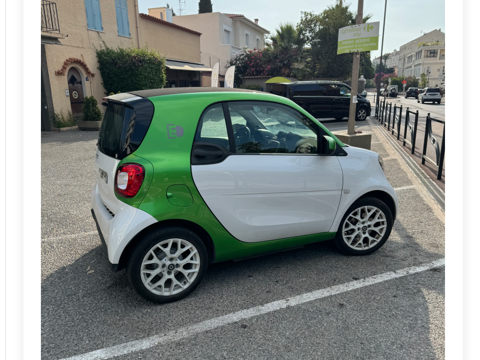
<box><xmin>41</xmin><ymin>1</ymin><xmax>207</xmax><ymax>131</ymax></box>
<box><xmin>172</xmin><ymin>12</ymin><xmax>269</xmax><ymax>86</ymax></box>
<box><xmin>139</xmin><ymin>11</ymin><xmax>209</xmax><ymax>88</ymax></box>
<box><xmin>397</xmin><ymin>29</ymin><xmax>445</xmax><ymax>87</ymax></box>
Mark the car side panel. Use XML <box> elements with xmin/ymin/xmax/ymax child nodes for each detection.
<box><xmin>329</xmin><ymin>146</ymin><xmax>398</xmax><ymax>233</ymax></box>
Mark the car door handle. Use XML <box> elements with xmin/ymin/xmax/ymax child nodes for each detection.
<box><xmin>193</xmin><ymin>149</ymin><xmax>224</xmax><ymax>157</ymax></box>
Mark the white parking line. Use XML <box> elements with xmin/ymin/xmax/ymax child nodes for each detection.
<box><xmin>60</xmin><ymin>258</ymin><xmax>445</xmax><ymax>360</ymax></box>
<box><xmin>394</xmin><ymin>185</ymin><xmax>416</xmax><ymax>191</ymax></box>
<box><xmin>42</xmin><ymin>231</ymin><xmax>98</xmax><ymax>241</ymax></box>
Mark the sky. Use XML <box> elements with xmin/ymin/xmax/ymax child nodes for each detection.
<box><xmin>138</xmin><ymin>0</ymin><xmax>445</xmax><ymax>59</ymax></box>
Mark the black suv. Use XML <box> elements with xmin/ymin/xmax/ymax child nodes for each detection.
<box><xmin>405</xmin><ymin>87</ymin><xmax>419</xmax><ymax>99</ymax></box>
<box><xmin>270</xmin><ymin>81</ymin><xmax>371</xmax><ymax>121</ymax></box>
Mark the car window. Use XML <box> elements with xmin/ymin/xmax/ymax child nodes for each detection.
<box><xmin>228</xmin><ymin>101</ymin><xmax>319</xmax><ymax>154</ymax></box>
<box><xmin>426</xmin><ymin>88</ymin><xmax>440</xmax><ymax>93</ymax></box>
<box><xmin>325</xmin><ymin>84</ymin><xmax>341</xmax><ymax>96</ymax></box>
<box><xmin>293</xmin><ymin>84</ymin><xmax>320</xmax><ymax>97</ymax></box>
<box><xmin>338</xmin><ymin>85</ymin><xmax>351</xmax><ymax>96</ymax></box>
<box><xmin>195</xmin><ymin>104</ymin><xmax>230</xmax><ymax>151</ymax></box>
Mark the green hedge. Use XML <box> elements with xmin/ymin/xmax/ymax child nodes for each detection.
<box><xmin>82</xmin><ymin>96</ymin><xmax>102</xmax><ymax>121</ymax></box>
<box><xmin>96</xmin><ymin>46</ymin><xmax>166</xmax><ymax>94</ymax></box>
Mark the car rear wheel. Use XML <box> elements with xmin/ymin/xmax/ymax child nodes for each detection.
<box><xmin>127</xmin><ymin>227</ymin><xmax>208</xmax><ymax>303</ymax></box>
<box><xmin>334</xmin><ymin>197</ymin><xmax>393</xmax><ymax>256</ymax></box>
<box><xmin>356</xmin><ymin>107</ymin><xmax>368</xmax><ymax>121</ymax></box>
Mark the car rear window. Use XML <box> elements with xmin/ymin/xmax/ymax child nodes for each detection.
<box><xmin>426</xmin><ymin>88</ymin><xmax>440</xmax><ymax>93</ymax></box>
<box><xmin>97</xmin><ymin>99</ymin><xmax>154</xmax><ymax>159</ymax></box>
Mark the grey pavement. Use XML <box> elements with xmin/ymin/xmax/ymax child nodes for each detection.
<box><xmin>41</xmin><ymin>123</ymin><xmax>444</xmax><ymax>359</ymax></box>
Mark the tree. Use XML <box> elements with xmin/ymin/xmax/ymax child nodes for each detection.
<box><xmin>269</xmin><ymin>23</ymin><xmax>307</xmax><ymax>53</ymax></box>
<box><xmin>420</xmin><ymin>73</ymin><xmax>428</xmax><ymax>88</ymax></box>
<box><xmin>299</xmin><ymin>3</ymin><xmax>372</xmax><ymax>79</ymax></box>
<box><xmin>198</xmin><ymin>0</ymin><xmax>212</xmax><ymax>14</ymax></box>
<box><xmin>166</xmin><ymin>3</ymin><xmax>176</xmax><ymax>16</ymax></box>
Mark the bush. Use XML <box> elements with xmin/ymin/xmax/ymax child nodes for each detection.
<box><xmin>96</xmin><ymin>46</ymin><xmax>166</xmax><ymax>94</ymax></box>
<box><xmin>53</xmin><ymin>111</ymin><xmax>76</xmax><ymax>128</ymax></box>
<box><xmin>82</xmin><ymin>96</ymin><xmax>102</xmax><ymax>121</ymax></box>
<box><xmin>240</xmin><ymin>84</ymin><xmax>262</xmax><ymax>91</ymax></box>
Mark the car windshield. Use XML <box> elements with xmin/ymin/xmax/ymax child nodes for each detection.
<box><xmin>426</xmin><ymin>89</ymin><xmax>440</xmax><ymax>93</ymax></box>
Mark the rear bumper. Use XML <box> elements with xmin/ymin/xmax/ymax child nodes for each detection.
<box><xmin>90</xmin><ymin>183</ymin><xmax>157</xmax><ymax>269</ymax></box>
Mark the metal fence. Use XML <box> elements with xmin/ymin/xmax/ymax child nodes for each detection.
<box><xmin>374</xmin><ymin>100</ymin><xmax>444</xmax><ymax>180</ymax></box>
<box><xmin>422</xmin><ymin>114</ymin><xmax>445</xmax><ymax>180</ymax></box>
<box><xmin>41</xmin><ymin>1</ymin><xmax>60</xmax><ymax>33</ymax></box>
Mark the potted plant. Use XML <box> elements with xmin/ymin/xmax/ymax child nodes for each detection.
<box><xmin>77</xmin><ymin>96</ymin><xmax>103</xmax><ymax>131</ymax></box>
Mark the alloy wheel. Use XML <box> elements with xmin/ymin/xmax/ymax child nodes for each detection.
<box><xmin>140</xmin><ymin>238</ymin><xmax>200</xmax><ymax>296</ymax></box>
<box><xmin>357</xmin><ymin>109</ymin><xmax>367</xmax><ymax>120</ymax></box>
<box><xmin>342</xmin><ymin>206</ymin><xmax>387</xmax><ymax>250</ymax></box>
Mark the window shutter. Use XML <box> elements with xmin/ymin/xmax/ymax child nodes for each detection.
<box><xmin>115</xmin><ymin>0</ymin><xmax>124</xmax><ymax>36</ymax></box>
<box><xmin>92</xmin><ymin>0</ymin><xmax>103</xmax><ymax>31</ymax></box>
<box><xmin>121</xmin><ymin>0</ymin><xmax>130</xmax><ymax>36</ymax></box>
<box><xmin>115</xmin><ymin>0</ymin><xmax>130</xmax><ymax>37</ymax></box>
<box><xmin>84</xmin><ymin>0</ymin><xmax>95</xmax><ymax>30</ymax></box>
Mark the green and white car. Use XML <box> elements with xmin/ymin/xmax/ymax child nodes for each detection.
<box><xmin>92</xmin><ymin>88</ymin><xmax>398</xmax><ymax>303</ymax></box>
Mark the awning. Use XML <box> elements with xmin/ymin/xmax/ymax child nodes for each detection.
<box><xmin>165</xmin><ymin>60</ymin><xmax>212</xmax><ymax>72</ymax></box>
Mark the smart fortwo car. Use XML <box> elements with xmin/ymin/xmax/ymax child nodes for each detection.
<box><xmin>92</xmin><ymin>88</ymin><xmax>398</xmax><ymax>303</ymax></box>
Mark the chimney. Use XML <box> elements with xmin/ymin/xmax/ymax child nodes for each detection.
<box><xmin>254</xmin><ymin>19</ymin><xmax>259</xmax><ymax>24</ymax></box>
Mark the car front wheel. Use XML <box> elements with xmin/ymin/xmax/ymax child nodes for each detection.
<box><xmin>356</xmin><ymin>107</ymin><xmax>368</xmax><ymax>121</ymax></box>
<box><xmin>127</xmin><ymin>227</ymin><xmax>208</xmax><ymax>303</ymax></box>
<box><xmin>334</xmin><ymin>197</ymin><xmax>393</xmax><ymax>256</ymax></box>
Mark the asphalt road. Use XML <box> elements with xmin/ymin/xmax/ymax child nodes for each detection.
<box><xmin>41</xmin><ymin>126</ymin><xmax>445</xmax><ymax>360</ymax></box>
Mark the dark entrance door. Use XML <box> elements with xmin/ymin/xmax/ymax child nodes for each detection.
<box><xmin>67</xmin><ymin>68</ymin><xmax>85</xmax><ymax>118</ymax></box>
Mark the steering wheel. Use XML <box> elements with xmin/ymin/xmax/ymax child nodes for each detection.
<box><xmin>234</xmin><ymin>125</ymin><xmax>251</xmax><ymax>146</ymax></box>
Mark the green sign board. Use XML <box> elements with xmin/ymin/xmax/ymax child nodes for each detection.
<box><xmin>337</xmin><ymin>22</ymin><xmax>380</xmax><ymax>55</ymax></box>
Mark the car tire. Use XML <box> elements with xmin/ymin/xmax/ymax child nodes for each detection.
<box><xmin>355</xmin><ymin>107</ymin><xmax>368</xmax><ymax>121</ymax></box>
<box><xmin>127</xmin><ymin>226</ymin><xmax>208</xmax><ymax>303</ymax></box>
<box><xmin>422</xmin><ymin>100</ymin><xmax>425</xmax><ymax>104</ymax></box>
<box><xmin>334</xmin><ymin>197</ymin><xmax>393</xmax><ymax>256</ymax></box>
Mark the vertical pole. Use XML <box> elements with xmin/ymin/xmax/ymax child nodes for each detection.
<box><xmin>403</xmin><ymin>109</ymin><xmax>409</xmax><ymax>146</ymax></box>
<box><xmin>412</xmin><ymin>110</ymin><xmax>419</xmax><ymax>154</ymax></box>
<box><xmin>391</xmin><ymin>104</ymin><xmax>396</xmax><ymax>133</ymax></box>
<box><xmin>397</xmin><ymin>105</ymin><xmax>402</xmax><ymax>140</ymax></box>
<box><xmin>376</xmin><ymin>0</ymin><xmax>388</xmax><ymax>114</ymax></box>
<box><xmin>437</xmin><ymin>124</ymin><xmax>445</xmax><ymax>180</ymax></box>
<box><xmin>347</xmin><ymin>0</ymin><xmax>364</xmax><ymax>135</ymax></box>
<box><xmin>422</xmin><ymin>114</ymin><xmax>429</xmax><ymax>163</ymax></box>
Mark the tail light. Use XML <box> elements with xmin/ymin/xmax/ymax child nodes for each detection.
<box><xmin>115</xmin><ymin>163</ymin><xmax>145</xmax><ymax>198</ymax></box>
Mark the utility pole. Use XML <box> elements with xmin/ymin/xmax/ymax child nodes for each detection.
<box><xmin>376</xmin><ymin>0</ymin><xmax>387</xmax><ymax>117</ymax></box>
<box><xmin>347</xmin><ymin>0</ymin><xmax>364</xmax><ymax>135</ymax></box>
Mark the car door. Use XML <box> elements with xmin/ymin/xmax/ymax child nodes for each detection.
<box><xmin>330</xmin><ymin>84</ymin><xmax>351</xmax><ymax>118</ymax></box>
<box><xmin>291</xmin><ymin>84</ymin><xmax>332</xmax><ymax>118</ymax></box>
<box><xmin>191</xmin><ymin>101</ymin><xmax>343</xmax><ymax>243</ymax></box>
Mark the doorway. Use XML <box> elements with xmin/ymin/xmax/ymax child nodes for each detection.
<box><xmin>67</xmin><ymin>67</ymin><xmax>85</xmax><ymax>118</ymax></box>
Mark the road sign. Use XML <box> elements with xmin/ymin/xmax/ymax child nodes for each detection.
<box><xmin>402</xmin><ymin>79</ymin><xmax>407</xmax><ymax>84</ymax></box>
<box><xmin>337</xmin><ymin>22</ymin><xmax>380</xmax><ymax>54</ymax></box>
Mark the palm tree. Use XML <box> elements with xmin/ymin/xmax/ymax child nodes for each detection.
<box><xmin>269</xmin><ymin>23</ymin><xmax>306</xmax><ymax>52</ymax></box>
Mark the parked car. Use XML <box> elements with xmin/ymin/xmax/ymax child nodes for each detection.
<box><xmin>270</xmin><ymin>81</ymin><xmax>371</xmax><ymax>121</ymax></box>
<box><xmin>92</xmin><ymin>88</ymin><xmax>398</xmax><ymax>303</ymax></box>
<box><xmin>405</xmin><ymin>87</ymin><xmax>419</xmax><ymax>99</ymax></box>
<box><xmin>418</xmin><ymin>87</ymin><xmax>442</xmax><ymax>104</ymax></box>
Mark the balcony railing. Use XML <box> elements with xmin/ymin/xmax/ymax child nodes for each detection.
<box><xmin>41</xmin><ymin>1</ymin><xmax>60</xmax><ymax>33</ymax></box>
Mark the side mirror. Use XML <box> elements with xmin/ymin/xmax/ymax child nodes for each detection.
<box><xmin>320</xmin><ymin>136</ymin><xmax>336</xmax><ymax>155</ymax></box>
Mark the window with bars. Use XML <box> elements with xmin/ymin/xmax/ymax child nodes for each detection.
<box><xmin>425</xmin><ymin>50</ymin><xmax>438</xmax><ymax>58</ymax></box>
